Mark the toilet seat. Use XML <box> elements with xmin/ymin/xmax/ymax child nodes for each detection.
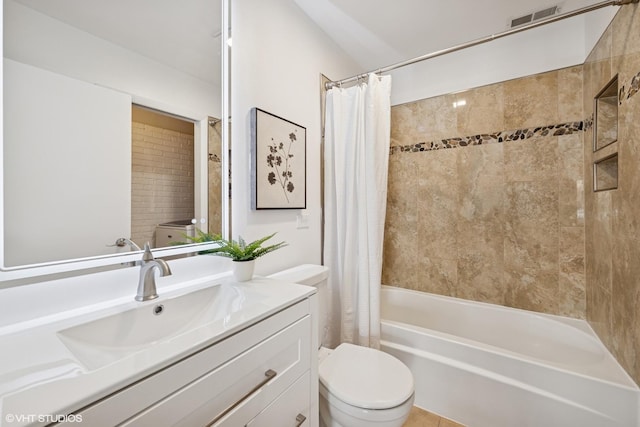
<box><xmin>319</xmin><ymin>343</ymin><xmax>414</xmax><ymax>410</ymax></box>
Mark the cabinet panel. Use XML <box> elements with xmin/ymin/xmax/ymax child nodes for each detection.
<box><xmin>120</xmin><ymin>316</ymin><xmax>310</xmax><ymax>426</ymax></box>
<box><xmin>247</xmin><ymin>371</ymin><xmax>311</xmax><ymax>427</ymax></box>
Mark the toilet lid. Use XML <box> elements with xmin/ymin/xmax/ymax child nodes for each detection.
<box><xmin>319</xmin><ymin>343</ymin><xmax>414</xmax><ymax>410</ymax></box>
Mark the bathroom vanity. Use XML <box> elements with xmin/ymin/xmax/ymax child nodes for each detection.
<box><xmin>0</xmin><ymin>275</ymin><xmax>318</xmax><ymax>427</ymax></box>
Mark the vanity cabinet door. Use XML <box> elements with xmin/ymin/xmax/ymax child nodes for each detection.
<box><xmin>246</xmin><ymin>371</ymin><xmax>311</xmax><ymax>427</ymax></box>
<box><xmin>119</xmin><ymin>315</ymin><xmax>311</xmax><ymax>426</ymax></box>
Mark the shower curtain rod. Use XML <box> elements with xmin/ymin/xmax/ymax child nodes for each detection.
<box><xmin>325</xmin><ymin>0</ymin><xmax>638</xmax><ymax>90</ymax></box>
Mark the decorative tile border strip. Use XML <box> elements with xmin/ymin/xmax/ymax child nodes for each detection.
<box><xmin>390</xmin><ymin>68</ymin><xmax>638</xmax><ymax>156</ymax></box>
<box><xmin>619</xmin><ymin>70</ymin><xmax>640</xmax><ymax>103</ymax></box>
<box><xmin>390</xmin><ymin>120</ymin><xmax>584</xmax><ymax>155</ymax></box>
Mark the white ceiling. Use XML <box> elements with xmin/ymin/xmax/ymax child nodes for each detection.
<box><xmin>295</xmin><ymin>0</ymin><xmax>608</xmax><ymax>71</ymax></box>
<box><xmin>12</xmin><ymin>0</ymin><xmax>222</xmax><ymax>85</ymax></box>
<box><xmin>10</xmin><ymin>0</ymin><xmax>610</xmax><ymax>86</ymax></box>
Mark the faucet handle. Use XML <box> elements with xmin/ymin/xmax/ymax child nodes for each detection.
<box><xmin>142</xmin><ymin>242</ymin><xmax>154</xmax><ymax>262</ymax></box>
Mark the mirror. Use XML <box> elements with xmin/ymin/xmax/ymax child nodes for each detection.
<box><xmin>2</xmin><ymin>0</ymin><xmax>225</xmax><ymax>269</ymax></box>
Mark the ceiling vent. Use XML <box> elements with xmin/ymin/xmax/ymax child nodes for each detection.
<box><xmin>511</xmin><ymin>6</ymin><xmax>559</xmax><ymax>28</ymax></box>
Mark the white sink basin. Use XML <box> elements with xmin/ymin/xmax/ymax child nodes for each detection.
<box><xmin>57</xmin><ymin>284</ymin><xmax>254</xmax><ymax>370</ymax></box>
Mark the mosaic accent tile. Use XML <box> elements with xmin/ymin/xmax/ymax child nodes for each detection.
<box><xmin>390</xmin><ymin>121</ymin><xmax>584</xmax><ymax>155</ymax></box>
<box><xmin>390</xmin><ymin>69</ymin><xmax>640</xmax><ymax>158</ymax></box>
<box><xmin>618</xmin><ymin>70</ymin><xmax>640</xmax><ymax>102</ymax></box>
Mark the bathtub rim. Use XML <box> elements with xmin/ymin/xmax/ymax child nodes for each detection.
<box><xmin>381</xmin><ymin>285</ymin><xmax>594</xmax><ymax>334</ymax></box>
<box><xmin>380</xmin><ymin>285</ymin><xmax>639</xmax><ymax>391</ymax></box>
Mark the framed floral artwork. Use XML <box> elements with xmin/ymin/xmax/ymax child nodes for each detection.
<box><xmin>251</xmin><ymin>108</ymin><xmax>306</xmax><ymax>209</ymax></box>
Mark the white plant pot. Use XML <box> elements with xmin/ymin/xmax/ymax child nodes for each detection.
<box><xmin>233</xmin><ymin>260</ymin><xmax>255</xmax><ymax>282</ymax></box>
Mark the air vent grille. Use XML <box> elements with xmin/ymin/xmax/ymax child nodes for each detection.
<box><xmin>533</xmin><ymin>6</ymin><xmax>558</xmax><ymax>20</ymax></box>
<box><xmin>511</xmin><ymin>5</ymin><xmax>559</xmax><ymax>28</ymax></box>
<box><xmin>511</xmin><ymin>14</ymin><xmax>533</xmax><ymax>27</ymax></box>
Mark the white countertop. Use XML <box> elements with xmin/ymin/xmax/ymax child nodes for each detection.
<box><xmin>0</xmin><ymin>275</ymin><xmax>315</xmax><ymax>427</ymax></box>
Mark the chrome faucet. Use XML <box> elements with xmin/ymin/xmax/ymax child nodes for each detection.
<box><xmin>114</xmin><ymin>237</ymin><xmax>142</xmax><ymax>251</ymax></box>
<box><xmin>135</xmin><ymin>243</ymin><xmax>172</xmax><ymax>302</ymax></box>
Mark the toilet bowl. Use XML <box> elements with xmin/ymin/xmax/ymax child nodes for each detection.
<box><xmin>319</xmin><ymin>343</ymin><xmax>414</xmax><ymax>427</ymax></box>
<box><xmin>268</xmin><ymin>265</ymin><xmax>415</xmax><ymax>427</ymax></box>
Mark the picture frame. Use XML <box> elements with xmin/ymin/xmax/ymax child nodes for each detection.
<box><xmin>251</xmin><ymin>108</ymin><xmax>307</xmax><ymax>210</ymax></box>
<box><xmin>251</xmin><ymin>108</ymin><xmax>306</xmax><ymax>210</ymax></box>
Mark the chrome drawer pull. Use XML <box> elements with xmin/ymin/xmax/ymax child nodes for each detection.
<box><xmin>208</xmin><ymin>369</ymin><xmax>277</xmax><ymax>426</ymax></box>
<box><xmin>295</xmin><ymin>413</ymin><xmax>306</xmax><ymax>426</ymax></box>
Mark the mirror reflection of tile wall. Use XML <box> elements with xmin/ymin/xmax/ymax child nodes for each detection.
<box><xmin>208</xmin><ymin>119</ymin><xmax>223</xmax><ymax>236</ymax></box>
<box><xmin>131</xmin><ymin>106</ymin><xmax>195</xmax><ymax>247</ymax></box>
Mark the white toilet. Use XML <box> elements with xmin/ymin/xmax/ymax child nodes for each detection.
<box><xmin>269</xmin><ymin>264</ymin><xmax>415</xmax><ymax>427</ymax></box>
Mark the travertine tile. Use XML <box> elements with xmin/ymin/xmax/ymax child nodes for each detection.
<box><xmin>506</xmin><ymin>268</ymin><xmax>560</xmax><ymax>314</ymax></box>
<box><xmin>455</xmin><ymin>84</ymin><xmax>505</xmax><ymax>136</ymax></box>
<box><xmin>583</xmin><ymin>24</ymin><xmax>613</xmax><ymax>117</ymax></box>
<box><xmin>383</xmin><ymin>155</ymin><xmax>419</xmax><ymax>288</ymax></box>
<box><xmin>558</xmin><ymin>134</ymin><xmax>585</xmax><ymax>181</ymax></box>
<box><xmin>416</xmin><ymin>149</ymin><xmax>459</xmax><ymax>257</ymax></box>
<box><xmin>503</xmin><ymin>71</ymin><xmax>559</xmax><ymax>129</ymax></box>
<box><xmin>587</xmin><ymin>275</ymin><xmax>613</xmax><ymax>345</ymax></box>
<box><xmin>456</xmin><ymin>221</ymin><xmax>507</xmax><ymax>306</ymax></box>
<box><xmin>558</xmin><ymin>227</ymin><xmax>586</xmax><ymax>318</ymax></box>
<box><xmin>611</xmin><ymin>236</ymin><xmax>640</xmax><ymax>375</ymax></box>
<box><xmin>503</xmin><ymin>222</ymin><xmax>558</xmax><ymax>271</ymax></box>
<box><xmin>558</xmin><ymin>133</ymin><xmax>585</xmax><ymax>227</ymax></box>
<box><xmin>387</xmin><ymin>62</ymin><xmax>585</xmax><ymax>319</ymax></box>
<box><xmin>503</xmin><ymin>136</ymin><xmax>559</xmax><ymax>182</ymax></box>
<box><xmin>612</xmin><ymin>2</ymin><xmax>640</xmax><ymax>59</ymax></box>
<box><xmin>412</xmin><ymin>257</ymin><xmax>458</xmax><ymax>297</ymax></box>
<box><xmin>457</xmin><ymin>145</ymin><xmax>505</xmax><ymax>224</ymax></box>
<box><xmin>505</xmin><ymin>180</ymin><xmax>559</xmax><ymax>228</ymax></box>
<box><xmin>558</xmin><ymin>66</ymin><xmax>584</xmax><ymax>123</ymax></box>
<box><xmin>504</xmin><ymin>220</ymin><xmax>560</xmax><ymax>313</ymax></box>
<box><xmin>393</xmin><ymin>95</ymin><xmax>458</xmax><ymax>145</ymax></box>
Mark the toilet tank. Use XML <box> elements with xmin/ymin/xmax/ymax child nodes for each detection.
<box><xmin>268</xmin><ymin>264</ymin><xmax>329</xmax><ymax>347</ymax></box>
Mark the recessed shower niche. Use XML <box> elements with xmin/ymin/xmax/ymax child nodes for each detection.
<box><xmin>594</xmin><ymin>75</ymin><xmax>618</xmax><ymax>151</ymax></box>
<box><xmin>592</xmin><ymin>75</ymin><xmax>619</xmax><ymax>192</ymax></box>
<box><xmin>593</xmin><ymin>153</ymin><xmax>618</xmax><ymax>192</ymax></box>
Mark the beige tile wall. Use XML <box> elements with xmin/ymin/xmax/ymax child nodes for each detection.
<box><xmin>131</xmin><ymin>115</ymin><xmax>195</xmax><ymax>247</ymax></box>
<box><xmin>208</xmin><ymin>119</ymin><xmax>223</xmax><ymax>236</ymax></box>
<box><xmin>583</xmin><ymin>3</ymin><xmax>640</xmax><ymax>384</ymax></box>
<box><xmin>383</xmin><ymin>65</ymin><xmax>586</xmax><ymax>318</ymax></box>
<box><xmin>384</xmin><ymin>3</ymin><xmax>640</xmax><ymax>385</ymax></box>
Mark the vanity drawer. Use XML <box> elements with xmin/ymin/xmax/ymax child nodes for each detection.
<box><xmin>246</xmin><ymin>371</ymin><xmax>311</xmax><ymax>427</ymax></box>
<box><xmin>120</xmin><ymin>315</ymin><xmax>311</xmax><ymax>426</ymax></box>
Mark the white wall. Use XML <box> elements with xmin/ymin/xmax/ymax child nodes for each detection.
<box><xmin>389</xmin><ymin>9</ymin><xmax>616</xmax><ymax>106</ymax></box>
<box><xmin>231</xmin><ymin>0</ymin><xmax>361</xmax><ymax>275</ymax></box>
<box><xmin>584</xmin><ymin>7</ymin><xmax>618</xmax><ymax>56</ymax></box>
<box><xmin>3</xmin><ymin>0</ymin><xmax>219</xmax><ymax>119</ymax></box>
<box><xmin>4</xmin><ymin>60</ymin><xmax>132</xmax><ymax>266</ymax></box>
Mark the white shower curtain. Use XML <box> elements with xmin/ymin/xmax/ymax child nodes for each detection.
<box><xmin>323</xmin><ymin>73</ymin><xmax>392</xmax><ymax>349</ymax></box>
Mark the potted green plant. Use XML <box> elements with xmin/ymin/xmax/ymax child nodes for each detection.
<box><xmin>210</xmin><ymin>233</ymin><xmax>287</xmax><ymax>281</ymax></box>
<box><xmin>173</xmin><ymin>229</ymin><xmax>221</xmax><ymax>254</ymax></box>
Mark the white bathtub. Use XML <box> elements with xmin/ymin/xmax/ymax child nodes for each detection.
<box><xmin>379</xmin><ymin>286</ymin><xmax>640</xmax><ymax>427</ymax></box>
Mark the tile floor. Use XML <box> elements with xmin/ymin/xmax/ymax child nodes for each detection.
<box><xmin>403</xmin><ymin>406</ymin><xmax>465</xmax><ymax>427</ymax></box>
